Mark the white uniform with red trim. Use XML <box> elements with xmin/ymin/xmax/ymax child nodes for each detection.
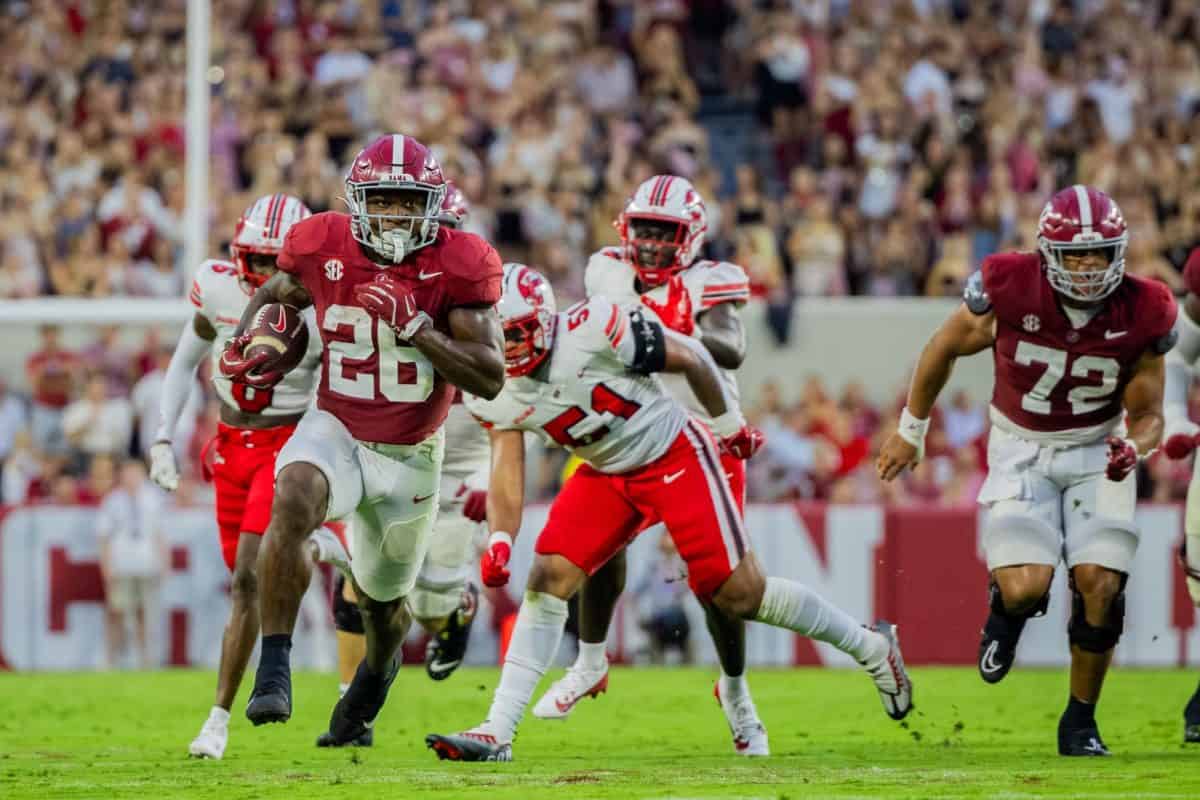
<box><xmin>190</xmin><ymin>259</ymin><xmax>322</xmax><ymax>415</ymax></box>
<box><xmin>584</xmin><ymin>247</ymin><xmax>749</xmax><ymax>425</ymax></box>
<box><xmin>465</xmin><ymin>295</ymin><xmax>685</xmax><ymax>474</ymax></box>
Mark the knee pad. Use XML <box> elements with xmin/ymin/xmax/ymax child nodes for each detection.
<box><xmin>332</xmin><ymin>575</ymin><xmax>364</xmax><ymax>635</ymax></box>
<box><xmin>989</xmin><ymin>579</ymin><xmax>1050</xmax><ymax>620</ymax></box>
<box><xmin>1067</xmin><ymin>578</ymin><xmax>1126</xmax><ymax>654</ymax></box>
<box><xmin>407</xmin><ymin>582</ymin><xmax>464</xmax><ymax>621</ymax></box>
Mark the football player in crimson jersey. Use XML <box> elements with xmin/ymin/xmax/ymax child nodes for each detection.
<box><xmin>313</xmin><ymin>181</ymin><xmax>491</xmax><ymax>748</ymax></box>
<box><xmin>533</xmin><ymin>175</ymin><xmax>768</xmax><ymax>756</ymax></box>
<box><xmin>219</xmin><ymin>134</ymin><xmax>504</xmax><ymax>741</ymax></box>
<box><xmin>425</xmin><ymin>264</ymin><xmax>911</xmax><ymax>763</ymax></box>
<box><xmin>878</xmin><ymin>185</ymin><xmax>1178</xmax><ymax>756</ymax></box>
<box><xmin>1159</xmin><ymin>246</ymin><xmax>1200</xmax><ymax>743</ymax></box>
<box><xmin>149</xmin><ymin>194</ymin><xmax>352</xmax><ymax>759</ymax></box>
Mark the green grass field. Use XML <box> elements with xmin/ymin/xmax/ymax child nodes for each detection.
<box><xmin>2</xmin><ymin>666</ymin><xmax>1199</xmax><ymax>799</ymax></box>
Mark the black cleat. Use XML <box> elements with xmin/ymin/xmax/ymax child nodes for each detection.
<box><xmin>1184</xmin><ymin>681</ymin><xmax>1200</xmax><ymax>743</ymax></box>
<box><xmin>426</xmin><ymin>584</ymin><xmax>479</xmax><ymax>681</ymax></box>
<box><xmin>978</xmin><ymin>583</ymin><xmax>1046</xmax><ymax>684</ymax></box>
<box><xmin>316</xmin><ymin>728</ymin><xmax>373</xmax><ymax>747</ymax></box>
<box><xmin>326</xmin><ymin>657</ymin><xmax>400</xmax><ymax>745</ymax></box>
<box><xmin>426</xmin><ymin>731</ymin><xmax>512</xmax><ymax>762</ymax></box>
<box><xmin>246</xmin><ymin>666</ymin><xmax>292</xmax><ymax>726</ymax></box>
<box><xmin>1058</xmin><ymin>725</ymin><xmax>1111</xmax><ymax>756</ymax></box>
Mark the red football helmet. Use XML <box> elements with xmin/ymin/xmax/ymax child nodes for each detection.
<box><xmin>616</xmin><ymin>174</ymin><xmax>708</xmax><ymax>288</ymax></box>
<box><xmin>498</xmin><ymin>262</ymin><xmax>557</xmax><ymax>377</ymax></box>
<box><xmin>345</xmin><ymin>134</ymin><xmax>447</xmax><ymax>264</ymax></box>
<box><xmin>230</xmin><ymin>193</ymin><xmax>311</xmax><ymax>289</ymax></box>
<box><xmin>438</xmin><ymin>181</ymin><xmax>470</xmax><ymax>229</ymax></box>
<box><xmin>1037</xmin><ymin>185</ymin><xmax>1128</xmax><ymax>302</ymax></box>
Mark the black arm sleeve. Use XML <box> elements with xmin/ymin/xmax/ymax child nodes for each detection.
<box><xmin>627</xmin><ymin>308</ymin><xmax>667</xmax><ymax>374</ymax></box>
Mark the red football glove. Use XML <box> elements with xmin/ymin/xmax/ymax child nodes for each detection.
<box><xmin>1105</xmin><ymin>436</ymin><xmax>1138</xmax><ymax>481</ymax></box>
<box><xmin>480</xmin><ymin>532</ymin><xmax>513</xmax><ymax>588</ymax></box>
<box><xmin>218</xmin><ymin>333</ymin><xmax>283</xmax><ymax>388</ymax></box>
<box><xmin>353</xmin><ymin>276</ymin><xmax>432</xmax><ymax>339</ymax></box>
<box><xmin>1164</xmin><ymin>432</ymin><xmax>1200</xmax><ymax>460</ymax></box>
<box><xmin>457</xmin><ymin>483</ymin><xmax>488</xmax><ymax>523</ymax></box>
<box><xmin>641</xmin><ymin>274</ymin><xmax>695</xmax><ymax>336</ymax></box>
<box><xmin>720</xmin><ymin>425</ymin><xmax>766</xmax><ymax>460</ymax></box>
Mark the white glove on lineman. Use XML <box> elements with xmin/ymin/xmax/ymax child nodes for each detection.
<box><xmin>149</xmin><ymin>441</ymin><xmax>180</xmax><ymax>491</ymax></box>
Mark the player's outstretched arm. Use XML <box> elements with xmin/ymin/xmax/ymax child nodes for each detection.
<box><xmin>1122</xmin><ymin>351</ymin><xmax>1166</xmax><ymax>457</ymax></box>
<box><xmin>411</xmin><ymin>305</ymin><xmax>505</xmax><ymax>400</ymax></box>
<box><xmin>697</xmin><ymin>302</ymin><xmax>746</xmax><ymax>369</ymax></box>
<box><xmin>877</xmin><ymin>303</ymin><xmax>994</xmax><ymax>481</ymax></box>
<box><xmin>150</xmin><ymin>313</ymin><xmax>215</xmax><ymax>491</ymax></box>
<box><xmin>479</xmin><ymin>428</ymin><xmax>525</xmax><ymax>588</ymax></box>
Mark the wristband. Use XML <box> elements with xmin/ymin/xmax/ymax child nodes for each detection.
<box><xmin>709</xmin><ymin>409</ymin><xmax>745</xmax><ymax>439</ymax></box>
<box><xmin>897</xmin><ymin>407</ymin><xmax>930</xmax><ymax>449</ymax></box>
<box><xmin>487</xmin><ymin>531</ymin><xmax>514</xmax><ymax>550</ymax></box>
<box><xmin>399</xmin><ymin>311</ymin><xmax>433</xmax><ymax>341</ymax></box>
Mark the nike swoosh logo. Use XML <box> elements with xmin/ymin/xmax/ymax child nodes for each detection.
<box><xmin>418</xmin><ymin>270</ymin><xmax>443</xmax><ymax>280</ymax></box>
<box><xmin>555</xmin><ymin>697</ymin><xmax>578</xmax><ymax>713</ymax></box>
<box><xmin>269</xmin><ymin>306</ymin><xmax>287</xmax><ymax>334</ymax></box>
<box><xmin>1104</xmin><ymin>330</ymin><xmax>1127</xmax><ymax>340</ymax></box>
<box><xmin>427</xmin><ymin>659</ymin><xmax>461</xmax><ymax>675</ymax></box>
<box><xmin>980</xmin><ymin>641</ymin><xmax>1003</xmax><ymax>673</ymax></box>
<box><xmin>663</xmin><ymin>469</ymin><xmax>686</xmax><ymax>484</ymax></box>
<box><xmin>413</xmin><ymin>493</ymin><xmax>434</xmax><ymax>504</ymax></box>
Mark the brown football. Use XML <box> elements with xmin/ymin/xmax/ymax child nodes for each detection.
<box><xmin>243</xmin><ymin>303</ymin><xmax>309</xmax><ymax>377</ymax></box>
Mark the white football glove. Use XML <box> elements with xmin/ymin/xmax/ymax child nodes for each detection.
<box><xmin>149</xmin><ymin>440</ymin><xmax>180</xmax><ymax>491</ymax></box>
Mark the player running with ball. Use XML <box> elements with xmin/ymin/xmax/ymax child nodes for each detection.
<box><xmin>426</xmin><ymin>263</ymin><xmax>911</xmax><ymax>762</ymax></box>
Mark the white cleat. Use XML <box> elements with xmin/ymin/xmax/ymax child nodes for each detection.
<box><xmin>309</xmin><ymin>526</ymin><xmax>351</xmax><ymax>577</ymax></box>
<box><xmin>531</xmin><ymin>665</ymin><xmax>609</xmax><ymax>720</ymax></box>
<box><xmin>714</xmin><ymin>681</ymin><xmax>769</xmax><ymax>756</ymax></box>
<box><xmin>860</xmin><ymin>620</ymin><xmax>913</xmax><ymax>721</ymax></box>
<box><xmin>188</xmin><ymin>718</ymin><xmax>228</xmax><ymax>759</ymax></box>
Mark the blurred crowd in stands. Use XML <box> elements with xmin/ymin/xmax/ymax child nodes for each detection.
<box><xmin>2</xmin><ymin>0</ymin><xmax>1200</xmax><ymax>509</ymax></box>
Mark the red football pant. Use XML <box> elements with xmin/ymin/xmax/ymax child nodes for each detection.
<box><xmin>536</xmin><ymin>419</ymin><xmax>748</xmax><ymax>598</ymax></box>
<box><xmin>210</xmin><ymin>422</ymin><xmax>296</xmax><ymax>571</ymax></box>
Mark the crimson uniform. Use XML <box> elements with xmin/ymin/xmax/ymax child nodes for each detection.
<box><xmin>974</xmin><ymin>252</ymin><xmax>1177</xmax><ymax>572</ymax></box>
<box><xmin>274</xmin><ymin>211</ymin><xmax>501</xmax><ymax>601</ymax></box>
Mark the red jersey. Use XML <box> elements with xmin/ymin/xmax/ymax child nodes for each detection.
<box><xmin>981</xmin><ymin>252</ymin><xmax>1177</xmax><ymax>439</ymax></box>
<box><xmin>277</xmin><ymin>212</ymin><xmax>502</xmax><ymax>444</ymax></box>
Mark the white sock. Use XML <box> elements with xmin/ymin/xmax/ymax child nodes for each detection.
<box><xmin>754</xmin><ymin>577</ymin><xmax>886</xmax><ymax>664</ymax></box>
<box><xmin>485</xmin><ymin>591</ymin><xmax>569</xmax><ymax>741</ymax></box>
<box><xmin>338</xmin><ymin>682</ymin><xmax>350</xmax><ymax>698</ymax></box>
<box><xmin>576</xmin><ymin>640</ymin><xmax>608</xmax><ymax>672</ymax></box>
<box><xmin>719</xmin><ymin>672</ymin><xmax>748</xmax><ymax>702</ymax></box>
<box><xmin>208</xmin><ymin>706</ymin><xmax>230</xmax><ymax>726</ymax></box>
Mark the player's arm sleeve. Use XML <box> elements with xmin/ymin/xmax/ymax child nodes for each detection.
<box><xmin>699</xmin><ymin>261</ymin><xmax>751</xmax><ymax>310</ymax></box>
<box><xmin>155</xmin><ymin>321</ymin><xmax>211</xmax><ymax>442</ymax></box>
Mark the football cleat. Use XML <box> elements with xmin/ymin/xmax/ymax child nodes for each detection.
<box><xmin>246</xmin><ymin>666</ymin><xmax>292</xmax><ymax>726</ymax></box>
<box><xmin>860</xmin><ymin>620</ymin><xmax>913</xmax><ymax>721</ymax></box>
<box><xmin>188</xmin><ymin>718</ymin><xmax>228</xmax><ymax>759</ymax></box>
<box><xmin>326</xmin><ymin>657</ymin><xmax>400</xmax><ymax>745</ymax></box>
<box><xmin>316</xmin><ymin>728</ymin><xmax>373</xmax><ymax>748</ymax></box>
<box><xmin>1058</xmin><ymin>725</ymin><xmax>1111</xmax><ymax>756</ymax></box>
<box><xmin>308</xmin><ymin>526</ymin><xmax>351</xmax><ymax>578</ymax></box>
<box><xmin>425</xmin><ymin>584</ymin><xmax>479</xmax><ymax>681</ymax></box>
<box><xmin>978</xmin><ymin>583</ymin><xmax>1043</xmax><ymax>684</ymax></box>
<box><xmin>1184</xmin><ymin>682</ymin><xmax>1200</xmax><ymax>743</ymax></box>
<box><xmin>426</xmin><ymin>728</ymin><xmax>513</xmax><ymax>762</ymax></box>
<box><xmin>531</xmin><ymin>665</ymin><xmax>609</xmax><ymax>720</ymax></box>
<box><xmin>714</xmin><ymin>681</ymin><xmax>769</xmax><ymax>756</ymax></box>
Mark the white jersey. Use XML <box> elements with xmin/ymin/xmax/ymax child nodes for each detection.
<box><xmin>189</xmin><ymin>259</ymin><xmax>322</xmax><ymax>417</ymax></box>
<box><xmin>584</xmin><ymin>248</ymin><xmax>748</xmax><ymax>424</ymax></box>
<box><xmin>441</xmin><ymin>395</ymin><xmax>490</xmax><ymax>483</ymax></box>
<box><xmin>465</xmin><ymin>296</ymin><xmax>686</xmax><ymax>474</ymax></box>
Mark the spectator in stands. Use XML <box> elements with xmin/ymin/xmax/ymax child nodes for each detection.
<box><xmin>0</xmin><ymin>378</ymin><xmax>28</xmax><ymax>465</ymax></box>
<box><xmin>942</xmin><ymin>389</ymin><xmax>986</xmax><ymax>451</ymax></box>
<box><xmin>25</xmin><ymin>325</ymin><xmax>81</xmax><ymax>455</ymax></box>
<box><xmin>62</xmin><ymin>373</ymin><xmax>134</xmax><ymax>461</ymax></box>
<box><xmin>97</xmin><ymin>458</ymin><xmax>166</xmax><ymax>669</ymax></box>
<box><xmin>1</xmin><ymin>429</ymin><xmax>39</xmax><ymax>505</ymax></box>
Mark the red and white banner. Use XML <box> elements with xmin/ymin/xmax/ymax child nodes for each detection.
<box><xmin>1</xmin><ymin>503</ymin><xmax>1197</xmax><ymax>670</ymax></box>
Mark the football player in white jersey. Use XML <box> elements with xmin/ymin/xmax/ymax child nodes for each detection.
<box><xmin>534</xmin><ymin>174</ymin><xmax>767</xmax><ymax>755</ymax></box>
<box><xmin>1160</xmin><ymin>246</ymin><xmax>1200</xmax><ymax>743</ymax></box>
<box><xmin>150</xmin><ymin>194</ymin><xmax>349</xmax><ymax>759</ymax></box>
<box><xmin>313</xmin><ymin>182</ymin><xmax>491</xmax><ymax>748</ymax></box>
<box><xmin>426</xmin><ymin>264</ymin><xmax>912</xmax><ymax>762</ymax></box>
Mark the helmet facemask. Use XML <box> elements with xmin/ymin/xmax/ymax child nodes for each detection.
<box><xmin>232</xmin><ymin>250</ymin><xmax>279</xmax><ymax>289</ymax></box>
<box><xmin>348</xmin><ymin>183</ymin><xmax>445</xmax><ymax>264</ymax></box>
<box><xmin>1039</xmin><ymin>237</ymin><xmax>1127</xmax><ymax>303</ymax></box>
<box><xmin>503</xmin><ymin>312</ymin><xmax>554</xmax><ymax>377</ymax></box>
<box><xmin>624</xmin><ymin>215</ymin><xmax>689</xmax><ymax>287</ymax></box>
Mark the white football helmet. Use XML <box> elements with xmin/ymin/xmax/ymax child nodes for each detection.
<box><xmin>616</xmin><ymin>174</ymin><xmax>708</xmax><ymax>287</ymax></box>
<box><xmin>230</xmin><ymin>193</ymin><xmax>312</xmax><ymax>288</ymax></box>
<box><xmin>498</xmin><ymin>263</ymin><xmax>557</xmax><ymax>377</ymax></box>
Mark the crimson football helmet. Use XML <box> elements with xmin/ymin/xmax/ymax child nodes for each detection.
<box><xmin>230</xmin><ymin>193</ymin><xmax>311</xmax><ymax>289</ymax></box>
<box><xmin>616</xmin><ymin>174</ymin><xmax>708</xmax><ymax>287</ymax></box>
<box><xmin>498</xmin><ymin>262</ymin><xmax>557</xmax><ymax>377</ymax></box>
<box><xmin>345</xmin><ymin>134</ymin><xmax>447</xmax><ymax>264</ymax></box>
<box><xmin>438</xmin><ymin>181</ymin><xmax>469</xmax><ymax>229</ymax></box>
<box><xmin>1037</xmin><ymin>184</ymin><xmax>1128</xmax><ymax>302</ymax></box>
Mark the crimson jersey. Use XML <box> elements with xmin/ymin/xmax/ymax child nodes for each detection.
<box><xmin>981</xmin><ymin>252</ymin><xmax>1177</xmax><ymax>440</ymax></box>
<box><xmin>277</xmin><ymin>211</ymin><xmax>502</xmax><ymax>444</ymax></box>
